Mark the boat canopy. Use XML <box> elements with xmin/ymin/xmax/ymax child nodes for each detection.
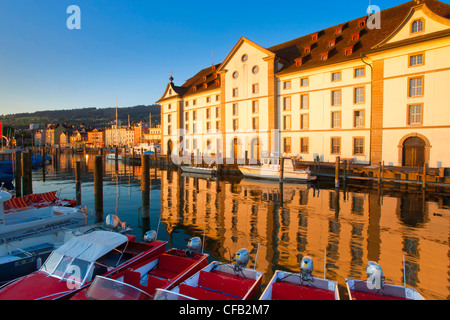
<box><xmin>54</xmin><ymin>231</ymin><xmax>128</xmax><ymax>263</ymax></box>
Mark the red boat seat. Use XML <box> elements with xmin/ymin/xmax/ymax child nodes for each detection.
<box><xmin>350</xmin><ymin>290</ymin><xmax>409</xmax><ymax>300</ymax></box>
<box><xmin>179</xmin><ymin>283</ymin><xmax>240</xmax><ymax>300</ymax></box>
<box><xmin>272</xmin><ymin>281</ymin><xmax>336</xmax><ymax>300</ymax></box>
<box><xmin>30</xmin><ymin>191</ymin><xmax>58</xmax><ymax>203</ymax></box>
<box><xmin>196</xmin><ymin>270</ymin><xmax>251</xmax><ymax>299</ymax></box>
<box><xmin>3</xmin><ymin>196</ymin><xmax>32</xmax><ymax>211</ymax></box>
<box><xmin>123</xmin><ymin>270</ymin><xmax>168</xmax><ymax>296</ymax></box>
<box><xmin>148</xmin><ymin>254</ymin><xmax>195</xmax><ymax>280</ymax></box>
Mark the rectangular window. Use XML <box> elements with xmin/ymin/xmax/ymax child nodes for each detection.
<box><xmin>168</xmin><ymin>125</ymin><xmax>172</xmax><ymax>135</ymax></box>
<box><xmin>185</xmin><ymin>124</ymin><xmax>189</xmax><ymax>133</ymax></box>
<box><xmin>409</xmin><ymin>54</ymin><xmax>424</xmax><ymax>67</ymax></box>
<box><xmin>216</xmin><ymin>107</ymin><xmax>220</xmax><ymax>118</ymax></box>
<box><xmin>193</xmin><ymin>110</ymin><xmax>197</xmax><ymax>121</ymax></box>
<box><xmin>354</xmin><ymin>67</ymin><xmax>365</xmax><ymax>78</ymax></box>
<box><xmin>232</xmin><ymin>88</ymin><xmax>238</xmax><ymax>97</ymax></box>
<box><xmin>216</xmin><ymin>121</ymin><xmax>220</xmax><ymax>130</ymax></box>
<box><xmin>283</xmin><ymin>115</ymin><xmax>291</xmax><ymax>130</ymax></box>
<box><xmin>283</xmin><ymin>96</ymin><xmax>291</xmax><ymax>111</ymax></box>
<box><xmin>167</xmin><ymin>114</ymin><xmax>172</xmax><ymax>123</ymax></box>
<box><xmin>354</xmin><ymin>87</ymin><xmax>365</xmax><ymax>104</ymax></box>
<box><xmin>185</xmin><ymin>101</ymin><xmax>189</xmax><ymax>107</ymax></box>
<box><xmin>300</xmin><ymin>94</ymin><xmax>309</xmax><ymax>110</ymax></box>
<box><xmin>331</xmin><ymin>137</ymin><xmax>341</xmax><ymax>155</ymax></box>
<box><xmin>354</xmin><ymin>110</ymin><xmax>365</xmax><ymax>128</ymax></box>
<box><xmin>216</xmin><ymin>95</ymin><xmax>220</xmax><ymax>101</ymax></box>
<box><xmin>408</xmin><ymin>104</ymin><xmax>423</xmax><ymax>125</ymax></box>
<box><xmin>252</xmin><ymin>100</ymin><xmax>259</xmax><ymax>114</ymax></box>
<box><xmin>300</xmin><ymin>77</ymin><xmax>309</xmax><ymax>87</ymax></box>
<box><xmin>206</xmin><ymin>122</ymin><xmax>211</xmax><ymax>131</ymax></box>
<box><xmin>283</xmin><ymin>137</ymin><xmax>291</xmax><ymax>153</ymax></box>
<box><xmin>185</xmin><ymin>112</ymin><xmax>189</xmax><ymax>121</ymax></box>
<box><xmin>193</xmin><ymin>123</ymin><xmax>197</xmax><ymax>133</ymax></box>
<box><xmin>331</xmin><ymin>90</ymin><xmax>341</xmax><ymax>106</ymax></box>
<box><xmin>283</xmin><ymin>81</ymin><xmax>291</xmax><ymax>89</ymax></box>
<box><xmin>252</xmin><ymin>83</ymin><xmax>259</xmax><ymax>94</ymax></box>
<box><xmin>332</xmin><ymin>72</ymin><xmax>341</xmax><ymax>82</ymax></box>
<box><xmin>252</xmin><ymin>117</ymin><xmax>259</xmax><ymax>130</ymax></box>
<box><xmin>232</xmin><ymin>103</ymin><xmax>238</xmax><ymax>116</ymax></box>
<box><xmin>331</xmin><ymin>112</ymin><xmax>341</xmax><ymax>129</ymax></box>
<box><xmin>233</xmin><ymin>119</ymin><xmax>239</xmax><ymax>131</ymax></box>
<box><xmin>206</xmin><ymin>108</ymin><xmax>211</xmax><ymax>119</ymax></box>
<box><xmin>409</xmin><ymin>77</ymin><xmax>424</xmax><ymax>97</ymax></box>
<box><xmin>301</xmin><ymin>114</ymin><xmax>309</xmax><ymax>130</ymax></box>
<box><xmin>193</xmin><ymin>99</ymin><xmax>197</xmax><ymax>106</ymax></box>
<box><xmin>206</xmin><ymin>96</ymin><xmax>211</xmax><ymax>103</ymax></box>
<box><xmin>300</xmin><ymin>138</ymin><xmax>309</xmax><ymax>154</ymax></box>
<box><xmin>353</xmin><ymin>137</ymin><xmax>364</xmax><ymax>155</ymax></box>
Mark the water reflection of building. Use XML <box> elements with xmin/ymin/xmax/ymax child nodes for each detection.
<box><xmin>159</xmin><ymin>170</ymin><xmax>449</xmax><ymax>298</ymax></box>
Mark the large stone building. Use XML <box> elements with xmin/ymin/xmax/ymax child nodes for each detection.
<box><xmin>158</xmin><ymin>0</ymin><xmax>450</xmax><ymax>168</ymax></box>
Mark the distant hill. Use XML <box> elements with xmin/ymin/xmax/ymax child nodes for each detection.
<box><xmin>0</xmin><ymin>105</ymin><xmax>161</xmax><ymax>129</ymax></box>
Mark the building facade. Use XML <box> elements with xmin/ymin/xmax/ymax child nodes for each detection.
<box><xmin>158</xmin><ymin>0</ymin><xmax>450</xmax><ymax>168</ymax></box>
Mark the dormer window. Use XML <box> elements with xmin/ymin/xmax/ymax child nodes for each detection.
<box><xmin>304</xmin><ymin>46</ymin><xmax>311</xmax><ymax>54</ymax></box>
<box><xmin>344</xmin><ymin>45</ymin><xmax>354</xmax><ymax>56</ymax></box>
<box><xmin>202</xmin><ymin>76</ymin><xmax>207</xmax><ymax>82</ymax></box>
<box><xmin>357</xmin><ymin>18</ymin><xmax>366</xmax><ymax>28</ymax></box>
<box><xmin>203</xmin><ymin>82</ymin><xmax>208</xmax><ymax>88</ymax></box>
<box><xmin>213</xmin><ymin>73</ymin><xmax>218</xmax><ymax>79</ymax></box>
<box><xmin>193</xmin><ymin>86</ymin><xmax>197</xmax><ymax>92</ymax></box>
<box><xmin>328</xmin><ymin>39</ymin><xmax>336</xmax><ymax>47</ymax></box>
<box><xmin>411</xmin><ymin>19</ymin><xmax>424</xmax><ymax>34</ymax></box>
<box><xmin>311</xmin><ymin>32</ymin><xmax>319</xmax><ymax>42</ymax></box>
<box><xmin>212</xmin><ymin>66</ymin><xmax>216</xmax><ymax>72</ymax></box>
<box><xmin>336</xmin><ymin>26</ymin><xmax>343</xmax><ymax>35</ymax></box>
<box><xmin>320</xmin><ymin>52</ymin><xmax>329</xmax><ymax>61</ymax></box>
<box><xmin>295</xmin><ymin>57</ymin><xmax>303</xmax><ymax>67</ymax></box>
<box><xmin>351</xmin><ymin>31</ymin><xmax>360</xmax><ymax>41</ymax></box>
<box><xmin>215</xmin><ymin>79</ymin><xmax>220</xmax><ymax>86</ymax></box>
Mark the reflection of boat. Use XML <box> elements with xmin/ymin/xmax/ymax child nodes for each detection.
<box><xmin>345</xmin><ymin>261</ymin><xmax>425</xmax><ymax>300</ymax></box>
<box><xmin>180</xmin><ymin>165</ymin><xmax>217</xmax><ymax>176</ymax></box>
<box><xmin>132</xmin><ymin>143</ymin><xmax>160</xmax><ymax>155</ymax></box>
<box><xmin>260</xmin><ymin>256</ymin><xmax>340</xmax><ymax>300</ymax></box>
<box><xmin>156</xmin><ymin>249</ymin><xmax>263</xmax><ymax>301</ymax></box>
<box><xmin>0</xmin><ymin>230</ymin><xmax>166</xmax><ymax>300</ymax></box>
<box><xmin>0</xmin><ymin>214</ymin><xmax>131</xmax><ymax>285</ymax></box>
<box><xmin>106</xmin><ymin>153</ymin><xmax>123</xmax><ymax>161</ymax></box>
<box><xmin>0</xmin><ymin>191</ymin><xmax>88</xmax><ymax>243</ymax></box>
<box><xmin>71</xmin><ymin>237</ymin><xmax>209</xmax><ymax>300</ymax></box>
<box><xmin>239</xmin><ymin>156</ymin><xmax>316</xmax><ymax>182</ymax></box>
<box><xmin>0</xmin><ymin>150</ymin><xmax>52</xmax><ymax>174</ymax></box>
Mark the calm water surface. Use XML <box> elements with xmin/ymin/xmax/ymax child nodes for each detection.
<box><xmin>30</xmin><ymin>152</ymin><xmax>449</xmax><ymax>300</ymax></box>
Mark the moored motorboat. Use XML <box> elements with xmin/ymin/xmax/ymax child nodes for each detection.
<box><xmin>260</xmin><ymin>256</ymin><xmax>340</xmax><ymax>300</ymax></box>
<box><xmin>0</xmin><ymin>214</ymin><xmax>131</xmax><ymax>285</ymax></box>
<box><xmin>0</xmin><ymin>191</ymin><xmax>88</xmax><ymax>243</ymax></box>
<box><xmin>3</xmin><ymin>191</ymin><xmax>77</xmax><ymax>213</ymax></box>
<box><xmin>345</xmin><ymin>261</ymin><xmax>425</xmax><ymax>300</ymax></box>
<box><xmin>180</xmin><ymin>165</ymin><xmax>217</xmax><ymax>176</ymax></box>
<box><xmin>71</xmin><ymin>236</ymin><xmax>209</xmax><ymax>300</ymax></box>
<box><xmin>239</xmin><ymin>156</ymin><xmax>316</xmax><ymax>182</ymax></box>
<box><xmin>0</xmin><ymin>230</ymin><xmax>166</xmax><ymax>300</ymax></box>
<box><xmin>156</xmin><ymin>248</ymin><xmax>263</xmax><ymax>300</ymax></box>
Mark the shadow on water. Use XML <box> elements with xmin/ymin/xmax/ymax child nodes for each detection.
<box><xmin>29</xmin><ymin>151</ymin><xmax>450</xmax><ymax>300</ymax></box>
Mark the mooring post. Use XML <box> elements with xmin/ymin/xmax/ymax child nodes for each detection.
<box><xmin>75</xmin><ymin>161</ymin><xmax>82</xmax><ymax>206</ymax></box>
<box><xmin>94</xmin><ymin>155</ymin><xmax>103</xmax><ymax>223</ymax></box>
<box><xmin>141</xmin><ymin>154</ymin><xmax>150</xmax><ymax>219</ymax></box>
<box><xmin>23</xmin><ymin>150</ymin><xmax>33</xmax><ymax>196</ymax></box>
<box><xmin>422</xmin><ymin>163</ymin><xmax>427</xmax><ymax>189</ymax></box>
<box><xmin>378</xmin><ymin>162</ymin><xmax>382</xmax><ymax>187</ymax></box>
<box><xmin>335</xmin><ymin>156</ymin><xmax>340</xmax><ymax>189</ymax></box>
<box><xmin>14</xmin><ymin>151</ymin><xmax>22</xmax><ymax>198</ymax></box>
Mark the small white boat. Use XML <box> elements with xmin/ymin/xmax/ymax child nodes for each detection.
<box><xmin>0</xmin><ymin>214</ymin><xmax>131</xmax><ymax>285</ymax></box>
<box><xmin>0</xmin><ymin>191</ymin><xmax>87</xmax><ymax>243</ymax></box>
<box><xmin>180</xmin><ymin>165</ymin><xmax>217</xmax><ymax>176</ymax></box>
<box><xmin>239</xmin><ymin>156</ymin><xmax>316</xmax><ymax>182</ymax></box>
<box><xmin>260</xmin><ymin>256</ymin><xmax>340</xmax><ymax>300</ymax></box>
<box><xmin>345</xmin><ymin>261</ymin><xmax>425</xmax><ymax>300</ymax></box>
<box><xmin>106</xmin><ymin>154</ymin><xmax>123</xmax><ymax>161</ymax></box>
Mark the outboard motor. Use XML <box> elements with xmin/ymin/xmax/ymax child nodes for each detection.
<box><xmin>105</xmin><ymin>214</ymin><xmax>127</xmax><ymax>230</ymax></box>
<box><xmin>299</xmin><ymin>256</ymin><xmax>315</xmax><ymax>283</ymax></box>
<box><xmin>366</xmin><ymin>261</ymin><xmax>385</xmax><ymax>290</ymax></box>
<box><xmin>143</xmin><ymin>230</ymin><xmax>157</xmax><ymax>243</ymax></box>
<box><xmin>185</xmin><ymin>237</ymin><xmax>202</xmax><ymax>257</ymax></box>
<box><xmin>233</xmin><ymin>248</ymin><xmax>250</xmax><ymax>273</ymax></box>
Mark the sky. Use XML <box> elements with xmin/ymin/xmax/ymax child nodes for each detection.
<box><xmin>0</xmin><ymin>0</ymin><xmax>448</xmax><ymax>114</ymax></box>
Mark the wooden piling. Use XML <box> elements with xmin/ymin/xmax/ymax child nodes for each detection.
<box><xmin>75</xmin><ymin>161</ymin><xmax>82</xmax><ymax>206</ymax></box>
<box><xmin>94</xmin><ymin>155</ymin><xmax>103</xmax><ymax>223</ymax></box>
<box><xmin>422</xmin><ymin>163</ymin><xmax>427</xmax><ymax>189</ymax></box>
<box><xmin>21</xmin><ymin>151</ymin><xmax>32</xmax><ymax>196</ymax></box>
<box><xmin>141</xmin><ymin>154</ymin><xmax>150</xmax><ymax>219</ymax></box>
<box><xmin>335</xmin><ymin>156</ymin><xmax>340</xmax><ymax>189</ymax></box>
<box><xmin>14</xmin><ymin>151</ymin><xmax>22</xmax><ymax>198</ymax></box>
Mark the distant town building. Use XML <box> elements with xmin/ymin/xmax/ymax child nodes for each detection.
<box><xmin>133</xmin><ymin>122</ymin><xmax>150</xmax><ymax>146</ymax></box>
<box><xmin>87</xmin><ymin>129</ymin><xmax>105</xmax><ymax>148</ymax></box>
<box><xmin>143</xmin><ymin>124</ymin><xmax>162</xmax><ymax>144</ymax></box>
<box><xmin>29</xmin><ymin>124</ymin><xmax>39</xmax><ymax>130</ymax></box>
<box><xmin>34</xmin><ymin>129</ymin><xmax>46</xmax><ymax>147</ymax></box>
<box><xmin>105</xmin><ymin>125</ymin><xmax>134</xmax><ymax>147</ymax></box>
<box><xmin>45</xmin><ymin>124</ymin><xmax>69</xmax><ymax>147</ymax></box>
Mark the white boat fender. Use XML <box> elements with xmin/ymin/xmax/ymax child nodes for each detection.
<box><xmin>36</xmin><ymin>257</ymin><xmax>42</xmax><ymax>269</ymax></box>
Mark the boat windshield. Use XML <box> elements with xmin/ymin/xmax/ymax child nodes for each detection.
<box><xmin>40</xmin><ymin>252</ymin><xmax>93</xmax><ymax>286</ymax></box>
<box><xmin>86</xmin><ymin>276</ymin><xmax>151</xmax><ymax>300</ymax></box>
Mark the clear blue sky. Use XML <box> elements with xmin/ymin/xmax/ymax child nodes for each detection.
<box><xmin>0</xmin><ymin>0</ymin><xmax>447</xmax><ymax>114</ymax></box>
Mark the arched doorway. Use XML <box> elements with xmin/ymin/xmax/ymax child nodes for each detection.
<box><xmin>402</xmin><ymin>137</ymin><xmax>426</xmax><ymax>167</ymax></box>
<box><xmin>231</xmin><ymin>137</ymin><xmax>241</xmax><ymax>163</ymax></box>
<box><xmin>167</xmin><ymin>140</ymin><xmax>173</xmax><ymax>157</ymax></box>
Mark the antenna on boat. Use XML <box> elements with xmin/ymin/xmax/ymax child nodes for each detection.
<box><xmin>202</xmin><ymin>227</ymin><xmax>206</xmax><ymax>254</ymax></box>
<box><xmin>254</xmin><ymin>243</ymin><xmax>260</xmax><ymax>270</ymax></box>
<box><xmin>156</xmin><ymin>216</ymin><xmax>161</xmax><ymax>238</ymax></box>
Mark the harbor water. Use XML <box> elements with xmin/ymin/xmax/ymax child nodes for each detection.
<box><xmin>29</xmin><ymin>152</ymin><xmax>449</xmax><ymax>300</ymax></box>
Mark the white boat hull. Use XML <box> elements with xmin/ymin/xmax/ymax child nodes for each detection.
<box><xmin>180</xmin><ymin>166</ymin><xmax>217</xmax><ymax>175</ymax></box>
<box><xmin>239</xmin><ymin>166</ymin><xmax>316</xmax><ymax>182</ymax></box>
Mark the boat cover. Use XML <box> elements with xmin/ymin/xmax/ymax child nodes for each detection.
<box><xmin>54</xmin><ymin>231</ymin><xmax>128</xmax><ymax>262</ymax></box>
